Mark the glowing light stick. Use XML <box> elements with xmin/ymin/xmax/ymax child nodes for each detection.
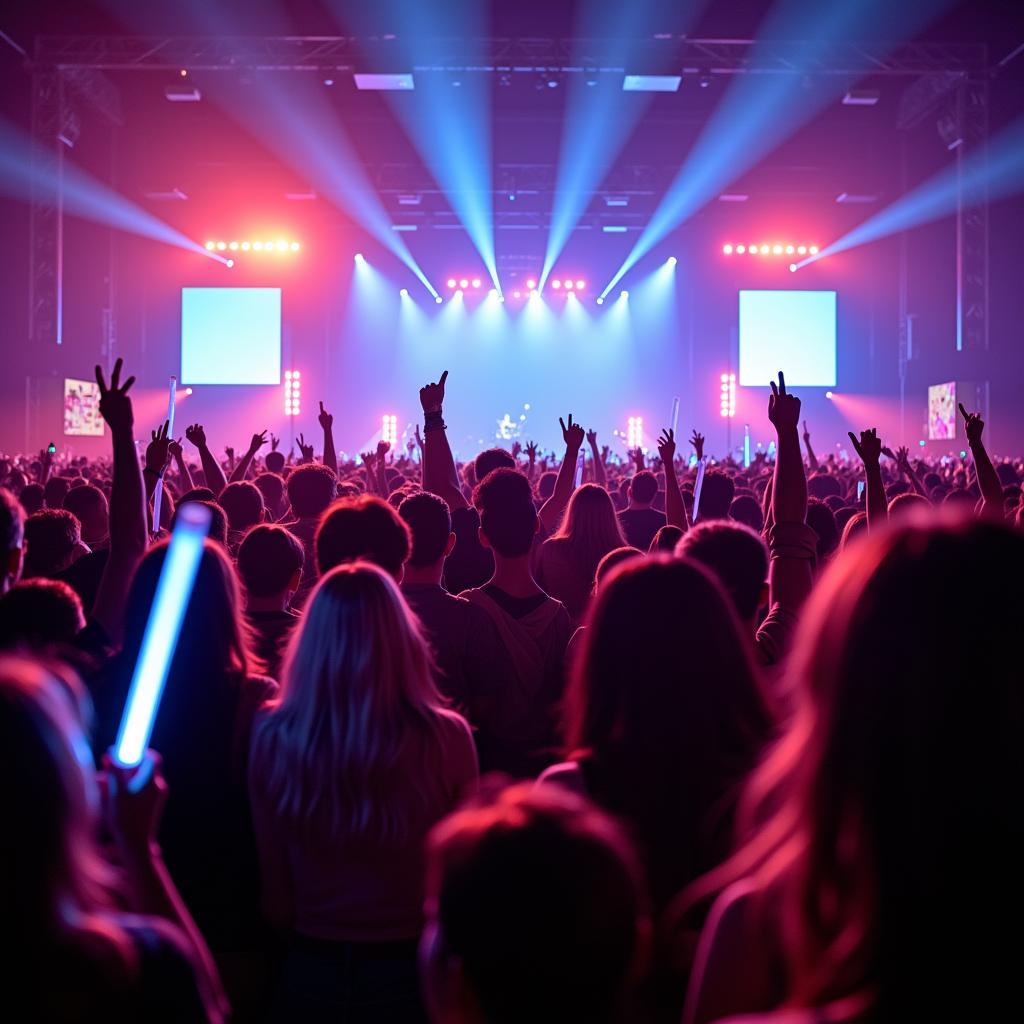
<box><xmin>692</xmin><ymin>457</ymin><xmax>708</xmax><ymax>522</ymax></box>
<box><xmin>112</xmin><ymin>501</ymin><xmax>211</xmax><ymax>768</ymax></box>
<box><xmin>670</xmin><ymin>396</ymin><xmax>680</xmax><ymax>437</ymax></box>
<box><xmin>574</xmin><ymin>448</ymin><xmax>586</xmax><ymax>488</ymax></box>
<box><xmin>151</xmin><ymin>375</ymin><xmax>176</xmax><ymax>535</ymax></box>
<box><xmin>743</xmin><ymin>424</ymin><xmax>751</xmax><ymax>469</ymax></box>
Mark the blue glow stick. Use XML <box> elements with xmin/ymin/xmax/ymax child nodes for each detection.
<box><xmin>112</xmin><ymin>502</ymin><xmax>211</xmax><ymax>768</ymax></box>
<box><xmin>692</xmin><ymin>456</ymin><xmax>708</xmax><ymax>522</ymax></box>
<box><xmin>151</xmin><ymin>375</ymin><xmax>176</xmax><ymax>535</ymax></box>
<box><xmin>574</xmin><ymin>448</ymin><xmax>586</xmax><ymax>488</ymax></box>
<box><xmin>743</xmin><ymin>424</ymin><xmax>751</xmax><ymax>469</ymax></box>
<box><xmin>670</xmin><ymin>397</ymin><xmax>680</xmax><ymax>437</ymax></box>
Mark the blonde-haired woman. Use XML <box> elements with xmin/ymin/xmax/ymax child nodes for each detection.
<box><xmin>249</xmin><ymin>561</ymin><xmax>478</xmax><ymax>1021</ymax></box>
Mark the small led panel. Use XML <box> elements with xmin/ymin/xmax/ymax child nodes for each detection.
<box><xmin>181</xmin><ymin>287</ymin><xmax>281</xmax><ymax>385</ymax></box>
<box><xmin>739</xmin><ymin>290</ymin><xmax>837</xmax><ymax>388</ymax></box>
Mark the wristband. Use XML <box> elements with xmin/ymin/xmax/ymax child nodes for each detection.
<box><xmin>424</xmin><ymin>410</ymin><xmax>446</xmax><ymax>432</ymax></box>
<box><xmin>143</xmin><ymin>466</ymin><xmax>161</xmax><ymax>478</ymax></box>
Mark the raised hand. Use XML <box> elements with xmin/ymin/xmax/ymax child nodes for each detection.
<box><xmin>184</xmin><ymin>423</ymin><xmax>207</xmax><ymax>449</ymax></box>
<box><xmin>631</xmin><ymin>447</ymin><xmax>645</xmax><ymax>471</ymax></box>
<box><xmin>318</xmin><ymin>401</ymin><xmax>333</xmax><ymax>431</ymax></box>
<box><xmin>225</xmin><ymin>446</ymin><xmax>235</xmax><ymax>462</ymax></box>
<box><xmin>511</xmin><ymin>440</ymin><xmax>522</xmax><ymax>458</ymax></box>
<box><xmin>167</xmin><ymin>437</ymin><xmax>184</xmax><ymax>460</ymax></box>
<box><xmin>848</xmin><ymin>428</ymin><xmax>883</xmax><ymax>465</ymax></box>
<box><xmin>601</xmin><ymin>445</ymin><xmax>610</xmax><ymax>463</ymax></box>
<box><xmin>94</xmin><ymin>357</ymin><xmax>135</xmax><ymax>432</ymax></box>
<box><xmin>413</xmin><ymin>425</ymin><xmax>423</xmax><ymax>451</ymax></box>
<box><xmin>419</xmin><ymin>370</ymin><xmax>448</xmax><ymax>414</ymax></box>
<box><xmin>247</xmin><ymin>430</ymin><xmax>268</xmax><ymax>454</ymax></box>
<box><xmin>768</xmin><ymin>372</ymin><xmax>801</xmax><ymax>431</ymax></box>
<box><xmin>296</xmin><ymin>433</ymin><xmax>314</xmax><ymax>463</ymax></box>
<box><xmin>525</xmin><ymin>441</ymin><xmax>538</xmax><ymax>462</ymax></box>
<box><xmin>959</xmin><ymin>402</ymin><xmax>984</xmax><ymax>445</ymax></box>
<box><xmin>802</xmin><ymin>420</ymin><xmax>811</xmax><ymax>445</ymax></box>
<box><xmin>586</xmin><ymin>428</ymin><xmax>598</xmax><ymax>448</ymax></box>
<box><xmin>270</xmin><ymin>433</ymin><xmax>280</xmax><ymax>452</ymax></box>
<box><xmin>376</xmin><ymin>439</ymin><xmax>392</xmax><ymax>459</ymax></box>
<box><xmin>145</xmin><ymin>421</ymin><xmax>172</xmax><ymax>474</ymax></box>
<box><xmin>689</xmin><ymin>430</ymin><xmax>705</xmax><ymax>461</ymax></box>
<box><xmin>657</xmin><ymin>428</ymin><xmax>676</xmax><ymax>464</ymax></box>
<box><xmin>103</xmin><ymin>751</ymin><xmax>168</xmax><ymax>854</ymax></box>
<box><xmin>559</xmin><ymin>414</ymin><xmax>585</xmax><ymax>451</ymax></box>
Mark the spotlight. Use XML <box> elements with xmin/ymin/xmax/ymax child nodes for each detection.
<box><xmin>241</xmin><ymin>241</ymin><xmax>251</xmax><ymax>251</ymax></box>
<box><xmin>797</xmin><ymin>245</ymin><xmax>807</xmax><ymax>255</ymax></box>
<box><xmin>789</xmin><ymin>263</ymin><xmax>797</xmax><ymax>272</ymax></box>
<box><xmin>447</xmin><ymin>279</ymin><xmax>457</xmax><ymax>289</ymax></box>
<box><xmin>435</xmin><ymin>296</ymin><xmax>443</xmax><ymax>304</ymax></box>
<box><xmin>596</xmin><ymin>296</ymin><xmax>604</xmax><ymax>305</ymax></box>
<box><xmin>564</xmin><ymin>280</ymin><xmax>574</xmax><ymax>290</ymax></box>
<box><xmin>825</xmin><ymin>391</ymin><xmax>834</xmax><ymax>399</ymax></box>
<box><xmin>400</xmin><ymin>288</ymin><xmax>409</xmax><ymax>297</ymax></box>
<box><xmin>722</xmin><ymin>245</ymin><xmax>732</xmax><ymax>255</ymax></box>
<box><xmin>526</xmin><ymin>278</ymin><xmax>537</xmax><ymax>290</ymax></box>
<box><xmin>455</xmin><ymin>289</ymin><xmax>463</xmax><ymax>297</ymax></box>
<box><xmin>785</xmin><ymin>245</ymin><xmax>795</xmax><ymax>254</ymax></box>
<box><xmin>552</xmin><ymin>279</ymin><xmax>562</xmax><ymax>289</ymax></box>
<box><xmin>459</xmin><ymin>278</ymin><xmax>469</xmax><ymax>289</ymax></box>
<box><xmin>667</xmin><ymin>256</ymin><xmax>678</xmax><ymax>267</ymax></box>
<box><xmin>253</xmin><ymin>241</ymin><xmax>264</xmax><ymax>251</ymax></box>
<box><xmin>216</xmin><ymin>241</ymin><xmax>226</xmax><ymax>251</ymax></box>
<box><xmin>809</xmin><ymin>245</ymin><xmax>819</xmax><ymax>255</ymax></box>
<box><xmin>180</xmin><ymin>69</ymin><xmax>188</xmax><ymax>77</ymax></box>
<box><xmin>228</xmin><ymin>241</ymin><xmax>238</xmax><ymax>251</ymax></box>
<box><xmin>576</xmin><ymin>280</ymin><xmax>585</xmax><ymax>290</ymax></box>
<box><xmin>204</xmin><ymin>241</ymin><xmax>215</xmax><ymax>251</ymax></box>
<box><xmin>226</xmin><ymin>259</ymin><xmax>234</xmax><ymax>268</ymax></box>
<box><xmin>354</xmin><ymin>252</ymin><xmax>365</xmax><ymax>263</ymax></box>
<box><xmin>184</xmin><ymin>387</ymin><xmax>193</xmax><ymax>396</ymax></box>
<box><xmin>772</xmin><ymin>244</ymin><xmax>783</xmax><ymax>254</ymax></box>
<box><xmin>620</xmin><ymin>290</ymin><xmax>629</xmax><ymax>300</ymax></box>
<box><xmin>489</xmin><ymin>288</ymin><xmax>499</xmax><ymax>297</ymax></box>
<box><xmin>759</xmin><ymin>245</ymin><xmax>769</xmax><ymax>254</ymax></box>
<box><xmin>471</xmin><ymin>278</ymin><xmax>481</xmax><ymax>289</ymax></box>
<box><xmin>736</xmin><ymin>244</ymin><xmax>746</xmax><ymax>254</ymax></box>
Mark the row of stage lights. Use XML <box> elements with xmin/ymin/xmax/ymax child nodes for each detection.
<box><xmin>284</xmin><ymin>370</ymin><xmax>301</xmax><ymax>417</ymax></box>
<box><xmin>721</xmin><ymin>243</ymin><xmax>820</xmax><ymax>256</ymax></box>
<box><xmin>445</xmin><ymin>276</ymin><xmax>588</xmax><ymax>292</ymax></box>
<box><xmin>205</xmin><ymin>239</ymin><xmax>302</xmax><ymax>253</ymax></box>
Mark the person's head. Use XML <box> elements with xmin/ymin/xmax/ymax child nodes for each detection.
<box><xmin>807</xmin><ymin>473</ymin><xmax>842</xmax><ymax>500</ymax></box>
<box><xmin>840</xmin><ymin>509</ymin><xmax>868</xmax><ymax>550</ymax></box>
<box><xmin>594</xmin><ymin>546</ymin><xmax>644</xmax><ymax>591</ymax></box>
<box><xmin>995</xmin><ymin>462</ymin><xmax>1018</xmax><ymax>487</ymax></box>
<box><xmin>177</xmin><ymin>486</ymin><xmax>216</xmax><ymax>505</ymax></box>
<box><xmin>697</xmin><ymin>470</ymin><xmax>735</xmax><ymax>521</ymax></box>
<box><xmin>399</xmin><ymin>492</ymin><xmax>455</xmax><ymax>570</ymax></box>
<box><xmin>474</xmin><ymin>448</ymin><xmax>516</xmax><ymax>484</ymax></box>
<box><xmin>474</xmin><ymin>468</ymin><xmax>538</xmax><ymax>559</ymax></box>
<box><xmin>0</xmin><ymin>656</ymin><xmax>110</xmax><ymax>938</ymax></box>
<box><xmin>567</xmin><ymin>557</ymin><xmax>772</xmax><ymax>897</ymax></box>
<box><xmin>256</xmin><ymin>562</ymin><xmax>444</xmax><ymax>842</ymax></box>
<box><xmin>628</xmin><ymin>470</ymin><xmax>658</xmax><ymax>507</ymax></box>
<box><xmin>703</xmin><ymin>519</ymin><xmax>1024</xmax><ymax>1017</ymax></box>
<box><xmin>253</xmin><ymin>471</ymin><xmax>286</xmax><ymax>518</ymax></box>
<box><xmin>237</xmin><ymin>525</ymin><xmax>304</xmax><ymax>602</ymax></box>
<box><xmin>887</xmin><ymin>491</ymin><xmax>931</xmax><ymax>519</ymax></box>
<box><xmin>729</xmin><ymin>494</ymin><xmax>764</xmax><ymax>533</ymax></box>
<box><xmin>122</xmin><ymin>539</ymin><xmax>253</xmax><ymax>685</ymax></box>
<box><xmin>676</xmin><ymin>520</ymin><xmax>769</xmax><ymax>624</ymax></box>
<box><xmin>537</xmin><ymin>471</ymin><xmax>557</xmax><ymax>502</ymax></box>
<box><xmin>19</xmin><ymin>483</ymin><xmax>45</xmax><ymax>516</ymax></box>
<box><xmin>61</xmin><ymin>485</ymin><xmax>108</xmax><ymax>546</ymax></box>
<box><xmin>648</xmin><ymin>524</ymin><xmax>683</xmax><ymax>553</ymax></box>
<box><xmin>171</xmin><ymin>499</ymin><xmax>228</xmax><ymax>549</ymax></box>
<box><xmin>316</xmin><ymin>494</ymin><xmax>411</xmax><ymax>580</ymax></box>
<box><xmin>0</xmin><ymin>488</ymin><xmax>26</xmax><ymax>594</ymax></box>
<box><xmin>0</xmin><ymin>579</ymin><xmax>85</xmax><ymax>649</ymax></box>
<box><xmin>218</xmin><ymin>480</ymin><xmax>265</xmax><ymax>533</ymax></box>
<box><xmin>264</xmin><ymin>449</ymin><xmax>286</xmax><ymax>475</ymax></box>
<box><xmin>23</xmin><ymin>509</ymin><xmax>82</xmax><ymax>579</ymax></box>
<box><xmin>805</xmin><ymin>497</ymin><xmax>839</xmax><ymax>564</ymax></box>
<box><xmin>422</xmin><ymin>783</ymin><xmax>649</xmax><ymax>1024</ymax></box>
<box><xmin>286</xmin><ymin>463</ymin><xmax>337</xmax><ymax>519</ymax></box>
<box><xmin>553</xmin><ymin>483</ymin><xmax>627</xmax><ymax>571</ymax></box>
<box><xmin>43</xmin><ymin>477</ymin><xmax>71</xmax><ymax>510</ymax></box>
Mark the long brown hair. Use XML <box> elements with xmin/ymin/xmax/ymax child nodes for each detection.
<box><xmin>551</xmin><ymin>484</ymin><xmax>627</xmax><ymax>583</ymax></box>
<box><xmin>252</xmin><ymin>562</ymin><xmax>456</xmax><ymax>843</ymax></box>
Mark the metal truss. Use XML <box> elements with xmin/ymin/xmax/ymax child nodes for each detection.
<box><xmin>34</xmin><ymin>35</ymin><xmax>989</xmax><ymax>76</ymax></box>
<box><xmin>29</xmin><ymin>69</ymin><xmax>63</xmax><ymax>347</ymax></box>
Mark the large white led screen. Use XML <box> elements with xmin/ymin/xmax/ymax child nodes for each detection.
<box><xmin>739</xmin><ymin>290</ymin><xmax>837</xmax><ymax>388</ymax></box>
<box><xmin>181</xmin><ymin>287</ymin><xmax>281</xmax><ymax>385</ymax></box>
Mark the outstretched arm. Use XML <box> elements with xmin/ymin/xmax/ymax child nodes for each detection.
<box><xmin>168</xmin><ymin>438</ymin><xmax>193</xmax><ymax>492</ymax></box>
<box><xmin>586</xmin><ymin>429</ymin><xmax>607</xmax><ymax>489</ymax></box>
<box><xmin>658</xmin><ymin>428</ymin><xmax>688</xmax><ymax>532</ymax></box>
<box><xmin>419</xmin><ymin>370</ymin><xmax>468</xmax><ymax>511</ymax></box>
<box><xmin>539</xmin><ymin>415</ymin><xmax>585</xmax><ymax>533</ymax></box>
<box><xmin>959</xmin><ymin>403</ymin><xmax>1003</xmax><ymax>518</ymax></box>
<box><xmin>375</xmin><ymin>440</ymin><xmax>391</xmax><ymax>498</ymax></box>
<box><xmin>230</xmin><ymin>431</ymin><xmax>268</xmax><ymax>483</ymax></box>
<box><xmin>524</xmin><ymin>441</ymin><xmax>537</xmax><ymax>485</ymax></box>
<box><xmin>92</xmin><ymin>359</ymin><xmax>148</xmax><ymax>642</ymax></box>
<box><xmin>184</xmin><ymin>424</ymin><xmax>227</xmax><ymax>497</ymax></box>
<box><xmin>883</xmin><ymin>445</ymin><xmax>927</xmax><ymax>498</ymax></box>
<box><xmin>143</xmin><ymin>422</ymin><xmax>171</xmax><ymax>503</ymax></box>
<box><xmin>802</xmin><ymin>420</ymin><xmax>819</xmax><ymax>472</ymax></box>
<box><xmin>318</xmin><ymin>402</ymin><xmax>338</xmax><ymax>477</ymax></box>
<box><xmin>849</xmin><ymin>428</ymin><xmax>887</xmax><ymax>529</ymax></box>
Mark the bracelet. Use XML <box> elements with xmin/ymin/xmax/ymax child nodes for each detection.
<box><xmin>424</xmin><ymin>410</ymin><xmax>446</xmax><ymax>432</ymax></box>
<box><xmin>143</xmin><ymin>466</ymin><xmax>161</xmax><ymax>478</ymax></box>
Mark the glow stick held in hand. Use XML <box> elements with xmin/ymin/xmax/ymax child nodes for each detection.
<box><xmin>574</xmin><ymin>448</ymin><xmax>586</xmax><ymax>488</ymax></box>
<box><xmin>151</xmin><ymin>375</ymin><xmax>176</xmax><ymax>535</ymax></box>
<box><xmin>692</xmin><ymin>456</ymin><xmax>708</xmax><ymax>523</ymax></box>
<box><xmin>112</xmin><ymin>502</ymin><xmax>211</xmax><ymax>769</ymax></box>
<box><xmin>670</xmin><ymin>397</ymin><xmax>680</xmax><ymax>437</ymax></box>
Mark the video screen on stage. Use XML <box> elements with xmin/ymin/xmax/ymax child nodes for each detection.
<box><xmin>181</xmin><ymin>287</ymin><xmax>281</xmax><ymax>385</ymax></box>
<box><xmin>63</xmin><ymin>378</ymin><xmax>104</xmax><ymax>436</ymax></box>
<box><xmin>739</xmin><ymin>290</ymin><xmax>837</xmax><ymax>388</ymax></box>
<box><xmin>928</xmin><ymin>381</ymin><xmax>957</xmax><ymax>440</ymax></box>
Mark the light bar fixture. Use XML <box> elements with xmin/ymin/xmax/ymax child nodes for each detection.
<box><xmin>354</xmin><ymin>73</ymin><xmax>414</xmax><ymax>91</ymax></box>
<box><xmin>623</xmin><ymin>75</ymin><xmax>681</xmax><ymax>93</ymax></box>
<box><xmin>284</xmin><ymin>371</ymin><xmax>301</xmax><ymax>417</ymax></box>
<box><xmin>721</xmin><ymin>242</ymin><xmax>819</xmax><ymax>257</ymax></box>
<box><xmin>204</xmin><ymin>239</ymin><xmax>301</xmax><ymax>254</ymax></box>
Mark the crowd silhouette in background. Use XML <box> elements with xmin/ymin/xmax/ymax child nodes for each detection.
<box><xmin>1</xmin><ymin>358</ymin><xmax>1021</xmax><ymax>1023</ymax></box>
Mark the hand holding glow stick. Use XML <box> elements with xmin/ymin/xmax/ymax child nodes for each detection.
<box><xmin>670</xmin><ymin>396</ymin><xmax>680</xmax><ymax>436</ymax></box>
<box><xmin>692</xmin><ymin>457</ymin><xmax>708</xmax><ymax>522</ymax></box>
<box><xmin>151</xmin><ymin>375</ymin><xmax>177</xmax><ymax>535</ymax></box>
<box><xmin>111</xmin><ymin>501</ymin><xmax>211</xmax><ymax>770</ymax></box>
<box><xmin>573</xmin><ymin>448</ymin><xmax>586</xmax><ymax>488</ymax></box>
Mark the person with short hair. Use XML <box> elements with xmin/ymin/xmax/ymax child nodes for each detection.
<box><xmin>0</xmin><ymin>578</ymin><xmax>85</xmax><ymax>649</ymax></box>
<box><xmin>237</xmin><ymin>525</ymin><xmax>304</xmax><ymax>679</ymax></box>
<box><xmin>281</xmin><ymin>463</ymin><xmax>338</xmax><ymax>604</ymax></box>
<box><xmin>218</xmin><ymin>481</ymin><xmax>265</xmax><ymax>551</ymax></box>
<box><xmin>421</xmin><ymin>783</ymin><xmax>649</xmax><ymax>1024</ymax></box>
<box><xmin>316</xmin><ymin>494</ymin><xmax>411</xmax><ymax>581</ymax></box>
<box><xmin>0</xmin><ymin>487</ymin><xmax>26</xmax><ymax>594</ymax></box>
<box><xmin>23</xmin><ymin>508</ymin><xmax>86</xmax><ymax>579</ymax></box>
<box><xmin>618</xmin><ymin>471</ymin><xmax>666</xmax><ymax>551</ymax></box>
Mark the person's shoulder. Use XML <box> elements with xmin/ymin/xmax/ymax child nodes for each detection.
<box><xmin>537</xmin><ymin>759</ymin><xmax>586</xmax><ymax>795</ymax></box>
